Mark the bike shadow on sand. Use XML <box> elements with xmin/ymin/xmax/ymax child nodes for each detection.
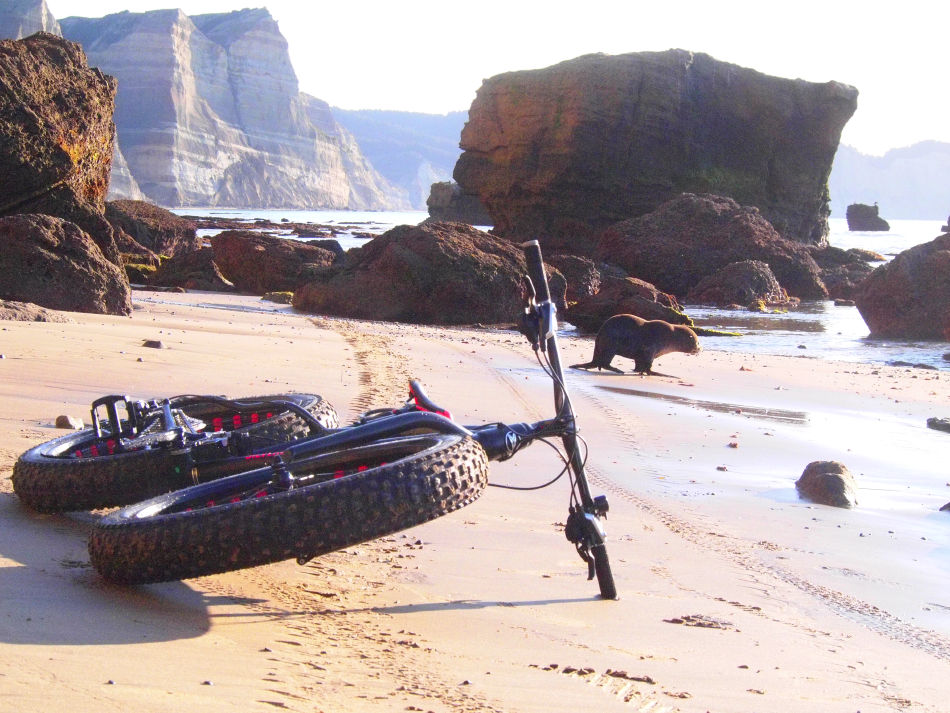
<box><xmin>0</xmin><ymin>494</ymin><xmax>273</xmax><ymax>646</ymax></box>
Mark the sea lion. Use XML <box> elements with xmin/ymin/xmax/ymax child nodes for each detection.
<box><xmin>570</xmin><ymin>314</ymin><xmax>701</xmax><ymax>375</ymax></box>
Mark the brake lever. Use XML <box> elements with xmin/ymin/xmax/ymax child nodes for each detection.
<box><xmin>517</xmin><ymin>275</ymin><xmax>543</xmax><ymax>351</ymax></box>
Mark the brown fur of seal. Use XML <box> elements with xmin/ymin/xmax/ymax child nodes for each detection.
<box><xmin>570</xmin><ymin>314</ymin><xmax>701</xmax><ymax>374</ymax></box>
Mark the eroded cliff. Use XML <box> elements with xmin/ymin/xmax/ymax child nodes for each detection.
<box><xmin>60</xmin><ymin>8</ymin><xmax>405</xmax><ymax>209</ymax></box>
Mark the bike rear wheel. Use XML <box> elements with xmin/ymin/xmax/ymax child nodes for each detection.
<box><xmin>13</xmin><ymin>393</ymin><xmax>337</xmax><ymax>512</ymax></box>
<box><xmin>88</xmin><ymin>433</ymin><xmax>488</xmax><ymax>584</ymax></box>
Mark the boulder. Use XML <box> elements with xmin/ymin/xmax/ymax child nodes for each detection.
<box><xmin>426</xmin><ymin>181</ymin><xmax>492</xmax><ymax>225</ymax></box>
<box><xmin>106</xmin><ymin>200</ymin><xmax>200</xmax><ymax>258</ymax></box>
<box><xmin>293</xmin><ymin>222</ymin><xmax>538</xmax><ymax>325</ymax></box>
<box><xmin>596</xmin><ymin>194</ymin><xmax>828</xmax><ymax>300</ymax></box>
<box><xmin>546</xmin><ymin>254</ymin><xmax>602</xmax><ymax>303</ymax></box>
<box><xmin>795</xmin><ymin>461</ymin><xmax>858</xmax><ymax>508</ymax></box>
<box><xmin>455</xmin><ymin>49</ymin><xmax>856</xmax><ymax>253</ymax></box>
<box><xmin>686</xmin><ymin>260</ymin><xmax>794</xmax><ymax>308</ymax></box>
<box><xmin>150</xmin><ymin>247</ymin><xmax>234</xmax><ymax>292</ymax></box>
<box><xmin>845</xmin><ymin>203</ymin><xmax>889</xmax><ymax>231</ymax></box>
<box><xmin>0</xmin><ymin>32</ymin><xmax>122</xmax><ymax>265</ymax></box>
<box><xmin>927</xmin><ymin>417</ymin><xmax>950</xmax><ymax>434</ymax></box>
<box><xmin>854</xmin><ymin>234</ymin><xmax>950</xmax><ymax>339</ymax></box>
<box><xmin>209</xmin><ymin>231</ymin><xmax>339</xmax><ymax>294</ymax></box>
<box><xmin>810</xmin><ymin>245</ymin><xmax>879</xmax><ymax>301</ymax></box>
<box><xmin>0</xmin><ymin>213</ymin><xmax>131</xmax><ymax>315</ymax></box>
<box><xmin>565</xmin><ymin>275</ymin><xmax>691</xmax><ymax>333</ymax></box>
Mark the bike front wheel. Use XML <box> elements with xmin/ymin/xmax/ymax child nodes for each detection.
<box><xmin>88</xmin><ymin>433</ymin><xmax>489</xmax><ymax>584</ymax></box>
<box><xmin>592</xmin><ymin>543</ymin><xmax>617</xmax><ymax>600</ymax></box>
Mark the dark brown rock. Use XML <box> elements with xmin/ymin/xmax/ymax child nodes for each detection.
<box><xmin>927</xmin><ymin>417</ymin><xmax>950</xmax><ymax>434</ymax></box>
<box><xmin>846</xmin><ymin>203</ymin><xmax>889</xmax><ymax>231</ymax></box>
<box><xmin>566</xmin><ymin>275</ymin><xmax>691</xmax><ymax>333</ymax></box>
<box><xmin>810</xmin><ymin>245</ymin><xmax>878</xmax><ymax>301</ymax></box>
<box><xmin>209</xmin><ymin>231</ymin><xmax>338</xmax><ymax>294</ymax></box>
<box><xmin>426</xmin><ymin>181</ymin><xmax>492</xmax><ymax>225</ymax></box>
<box><xmin>854</xmin><ymin>234</ymin><xmax>950</xmax><ymax>339</ymax></box>
<box><xmin>0</xmin><ymin>213</ymin><xmax>131</xmax><ymax>315</ymax></box>
<box><xmin>106</xmin><ymin>200</ymin><xmax>199</xmax><ymax>258</ymax></box>
<box><xmin>293</xmin><ymin>222</ymin><xmax>533</xmax><ymax>325</ymax></box>
<box><xmin>546</xmin><ymin>254</ymin><xmax>602</xmax><ymax>303</ymax></box>
<box><xmin>455</xmin><ymin>50</ymin><xmax>856</xmax><ymax>253</ymax></box>
<box><xmin>795</xmin><ymin>461</ymin><xmax>858</xmax><ymax>508</ymax></box>
<box><xmin>150</xmin><ymin>247</ymin><xmax>234</xmax><ymax>292</ymax></box>
<box><xmin>686</xmin><ymin>260</ymin><xmax>794</xmax><ymax>308</ymax></box>
<box><xmin>596</xmin><ymin>194</ymin><xmax>828</xmax><ymax>300</ymax></box>
<box><xmin>0</xmin><ymin>33</ymin><xmax>122</xmax><ymax>265</ymax></box>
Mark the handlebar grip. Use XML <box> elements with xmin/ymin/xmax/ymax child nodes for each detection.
<box><xmin>521</xmin><ymin>240</ymin><xmax>551</xmax><ymax>304</ymax></box>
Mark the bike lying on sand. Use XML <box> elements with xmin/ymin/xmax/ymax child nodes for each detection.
<box><xmin>13</xmin><ymin>393</ymin><xmax>339</xmax><ymax>512</ymax></box>
<box><xmin>87</xmin><ymin>240</ymin><xmax>618</xmax><ymax>600</ymax></box>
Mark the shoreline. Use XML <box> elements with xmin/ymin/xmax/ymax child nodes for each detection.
<box><xmin>1</xmin><ymin>290</ymin><xmax>948</xmax><ymax>712</ymax></box>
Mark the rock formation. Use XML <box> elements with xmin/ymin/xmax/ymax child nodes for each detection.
<box><xmin>809</xmin><ymin>245</ymin><xmax>880</xmax><ymax>301</ymax></box>
<box><xmin>0</xmin><ymin>0</ymin><xmax>60</xmax><ymax>38</ymax></box>
<box><xmin>150</xmin><ymin>247</ymin><xmax>234</xmax><ymax>292</ymax></box>
<box><xmin>596</xmin><ymin>194</ymin><xmax>828</xmax><ymax>301</ymax></box>
<box><xmin>0</xmin><ymin>214</ymin><xmax>131</xmax><ymax>315</ymax></box>
<box><xmin>0</xmin><ymin>32</ymin><xmax>122</xmax><ymax>265</ymax></box>
<box><xmin>293</xmin><ymin>222</ymin><xmax>537</xmax><ymax>325</ymax></box>
<box><xmin>845</xmin><ymin>203</ymin><xmax>890</xmax><ymax>231</ymax></box>
<box><xmin>686</xmin><ymin>260</ymin><xmax>794</xmax><ymax>309</ymax></box>
<box><xmin>106</xmin><ymin>200</ymin><xmax>199</xmax><ymax>259</ymax></box>
<box><xmin>210</xmin><ymin>231</ymin><xmax>339</xmax><ymax>294</ymax></box>
<box><xmin>795</xmin><ymin>461</ymin><xmax>858</xmax><ymax>508</ymax></box>
<box><xmin>426</xmin><ymin>181</ymin><xmax>492</xmax><ymax>225</ymax></box>
<box><xmin>455</xmin><ymin>49</ymin><xmax>857</xmax><ymax>254</ymax></box>
<box><xmin>60</xmin><ymin>9</ymin><xmax>405</xmax><ymax>210</ymax></box>
<box><xmin>854</xmin><ymin>233</ymin><xmax>950</xmax><ymax>339</ymax></box>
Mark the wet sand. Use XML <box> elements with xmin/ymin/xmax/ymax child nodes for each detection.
<box><xmin>1</xmin><ymin>289</ymin><xmax>948</xmax><ymax>712</ymax></box>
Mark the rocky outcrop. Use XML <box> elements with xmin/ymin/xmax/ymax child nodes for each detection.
<box><xmin>0</xmin><ymin>214</ymin><xmax>131</xmax><ymax>315</ymax></box>
<box><xmin>426</xmin><ymin>181</ymin><xmax>492</xmax><ymax>225</ymax></box>
<box><xmin>565</xmin><ymin>276</ymin><xmax>691</xmax><ymax>333</ymax></box>
<box><xmin>810</xmin><ymin>245</ymin><xmax>881</xmax><ymax>301</ymax></box>
<box><xmin>795</xmin><ymin>461</ymin><xmax>858</xmax><ymax>508</ymax></box>
<box><xmin>106</xmin><ymin>200</ymin><xmax>199</xmax><ymax>258</ymax></box>
<box><xmin>210</xmin><ymin>231</ymin><xmax>339</xmax><ymax>294</ymax></box>
<box><xmin>0</xmin><ymin>32</ymin><xmax>122</xmax><ymax>265</ymax></box>
<box><xmin>150</xmin><ymin>248</ymin><xmax>234</xmax><ymax>292</ymax></box>
<box><xmin>596</xmin><ymin>194</ymin><xmax>828</xmax><ymax>301</ymax></box>
<box><xmin>0</xmin><ymin>0</ymin><xmax>61</xmax><ymax>38</ymax></box>
<box><xmin>455</xmin><ymin>50</ymin><xmax>856</xmax><ymax>254</ymax></box>
<box><xmin>846</xmin><ymin>203</ymin><xmax>889</xmax><ymax>231</ymax></box>
<box><xmin>686</xmin><ymin>260</ymin><xmax>794</xmax><ymax>308</ymax></box>
<box><xmin>854</xmin><ymin>234</ymin><xmax>950</xmax><ymax>339</ymax></box>
<box><xmin>545</xmin><ymin>254</ymin><xmax>602</xmax><ymax>302</ymax></box>
<box><xmin>293</xmin><ymin>222</ymin><xmax>533</xmax><ymax>325</ymax></box>
<box><xmin>60</xmin><ymin>9</ymin><xmax>404</xmax><ymax>210</ymax></box>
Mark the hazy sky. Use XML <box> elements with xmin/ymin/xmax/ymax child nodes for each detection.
<box><xmin>45</xmin><ymin>1</ymin><xmax>948</xmax><ymax>156</ymax></box>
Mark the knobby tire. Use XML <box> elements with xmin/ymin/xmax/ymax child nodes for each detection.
<box><xmin>88</xmin><ymin>433</ymin><xmax>488</xmax><ymax>585</ymax></box>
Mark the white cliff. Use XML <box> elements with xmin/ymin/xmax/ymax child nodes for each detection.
<box><xmin>60</xmin><ymin>8</ymin><xmax>406</xmax><ymax>209</ymax></box>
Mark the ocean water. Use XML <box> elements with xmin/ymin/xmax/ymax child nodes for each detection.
<box><xmin>173</xmin><ymin>209</ymin><xmax>950</xmax><ymax>370</ymax></box>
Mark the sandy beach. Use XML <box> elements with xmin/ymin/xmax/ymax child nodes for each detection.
<box><xmin>1</xmin><ymin>289</ymin><xmax>948</xmax><ymax>712</ymax></box>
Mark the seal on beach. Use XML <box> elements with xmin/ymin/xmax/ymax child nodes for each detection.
<box><xmin>570</xmin><ymin>314</ymin><xmax>701</xmax><ymax>375</ymax></box>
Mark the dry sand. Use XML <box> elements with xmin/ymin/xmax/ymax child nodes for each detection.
<box><xmin>1</xmin><ymin>289</ymin><xmax>948</xmax><ymax>712</ymax></box>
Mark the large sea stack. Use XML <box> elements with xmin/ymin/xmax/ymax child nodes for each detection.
<box><xmin>455</xmin><ymin>50</ymin><xmax>858</xmax><ymax>254</ymax></box>
<box><xmin>59</xmin><ymin>9</ymin><xmax>406</xmax><ymax>210</ymax></box>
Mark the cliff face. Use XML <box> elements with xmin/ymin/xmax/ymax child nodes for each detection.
<box><xmin>0</xmin><ymin>0</ymin><xmax>60</xmax><ymax>39</ymax></box>
<box><xmin>455</xmin><ymin>50</ymin><xmax>858</xmax><ymax>253</ymax></box>
<box><xmin>60</xmin><ymin>9</ymin><xmax>405</xmax><ymax>209</ymax></box>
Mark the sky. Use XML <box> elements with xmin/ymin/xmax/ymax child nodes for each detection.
<box><xmin>44</xmin><ymin>1</ymin><xmax>949</xmax><ymax>156</ymax></box>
